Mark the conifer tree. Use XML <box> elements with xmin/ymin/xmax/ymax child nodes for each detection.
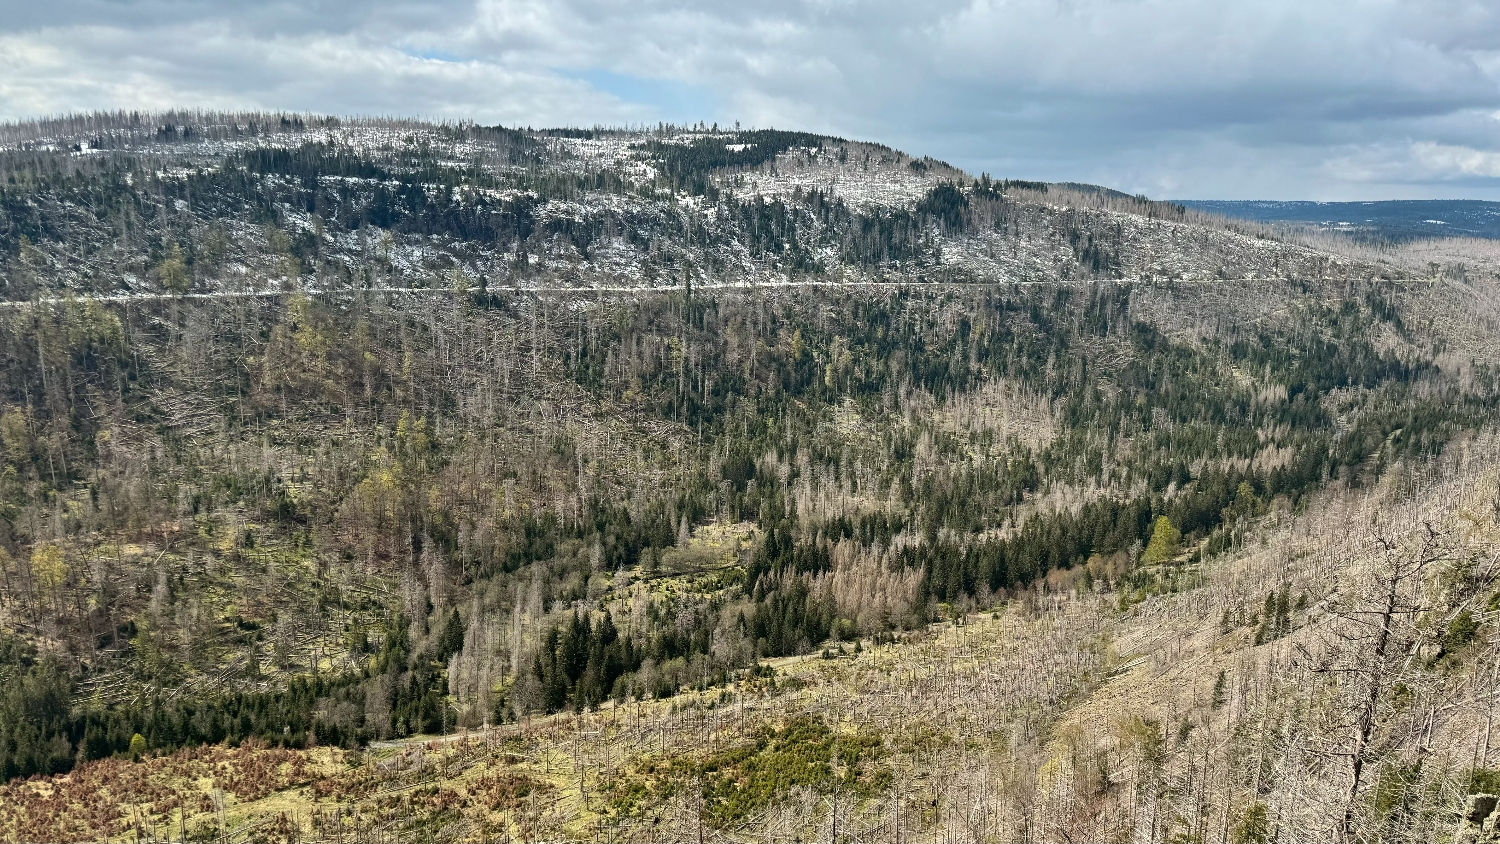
<box><xmin>156</xmin><ymin>243</ymin><xmax>189</xmax><ymax>294</ymax></box>
<box><xmin>1141</xmin><ymin>516</ymin><xmax>1181</xmax><ymax>566</ymax></box>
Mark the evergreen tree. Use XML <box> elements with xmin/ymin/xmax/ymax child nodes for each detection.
<box><xmin>1142</xmin><ymin>516</ymin><xmax>1182</xmax><ymax>566</ymax></box>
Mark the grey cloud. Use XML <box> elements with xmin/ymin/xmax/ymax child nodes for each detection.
<box><xmin>2</xmin><ymin>0</ymin><xmax>1499</xmax><ymax>198</ymax></box>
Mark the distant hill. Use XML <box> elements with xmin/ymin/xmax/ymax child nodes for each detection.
<box><xmin>1177</xmin><ymin>198</ymin><xmax>1500</xmax><ymax>241</ymax></box>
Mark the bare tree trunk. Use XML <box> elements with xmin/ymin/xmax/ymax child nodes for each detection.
<box><xmin>1341</xmin><ymin>568</ymin><xmax>1398</xmax><ymax>840</ymax></box>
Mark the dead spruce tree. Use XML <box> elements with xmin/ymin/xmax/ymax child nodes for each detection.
<box><xmin>1298</xmin><ymin>517</ymin><xmax>1457</xmax><ymax>841</ymax></box>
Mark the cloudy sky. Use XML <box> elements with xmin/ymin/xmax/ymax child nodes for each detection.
<box><xmin>3</xmin><ymin>0</ymin><xmax>1499</xmax><ymax>200</ymax></box>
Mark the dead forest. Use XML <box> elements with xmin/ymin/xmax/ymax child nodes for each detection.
<box><xmin>0</xmin><ymin>113</ymin><xmax>1497</xmax><ymax>842</ymax></box>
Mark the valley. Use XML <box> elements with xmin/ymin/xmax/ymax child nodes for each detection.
<box><xmin>0</xmin><ymin>113</ymin><xmax>1496</xmax><ymax>842</ymax></box>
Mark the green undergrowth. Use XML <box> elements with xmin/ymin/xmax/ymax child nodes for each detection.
<box><xmin>607</xmin><ymin>715</ymin><xmax>891</xmax><ymax>828</ymax></box>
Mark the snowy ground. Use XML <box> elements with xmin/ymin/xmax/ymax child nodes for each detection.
<box><xmin>2</xmin><ymin>120</ymin><xmax>1416</xmax><ymax>305</ymax></box>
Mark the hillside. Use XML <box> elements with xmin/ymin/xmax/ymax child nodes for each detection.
<box><xmin>0</xmin><ymin>112</ymin><xmax>1497</xmax><ymax>843</ymax></box>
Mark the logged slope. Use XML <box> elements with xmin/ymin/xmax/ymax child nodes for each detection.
<box><xmin>1</xmin><ymin>116</ymin><xmax>1407</xmax><ymax>302</ymax></box>
<box><xmin>0</xmin><ymin>113</ymin><xmax>1497</xmax><ymax>842</ymax></box>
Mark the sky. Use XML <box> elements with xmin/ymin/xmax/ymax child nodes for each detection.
<box><xmin>2</xmin><ymin>0</ymin><xmax>1500</xmax><ymax>200</ymax></box>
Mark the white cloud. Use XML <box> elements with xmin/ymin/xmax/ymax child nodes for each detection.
<box><xmin>1412</xmin><ymin>141</ymin><xmax>1500</xmax><ymax>179</ymax></box>
<box><xmin>0</xmin><ymin>21</ymin><xmax>644</xmax><ymax>126</ymax></box>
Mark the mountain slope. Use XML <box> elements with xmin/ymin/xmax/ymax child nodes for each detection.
<box><xmin>0</xmin><ymin>113</ymin><xmax>1496</xmax><ymax>843</ymax></box>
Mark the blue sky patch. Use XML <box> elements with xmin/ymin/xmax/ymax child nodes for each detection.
<box><xmin>401</xmin><ymin>47</ymin><xmax>467</xmax><ymax>64</ymax></box>
<box><xmin>571</xmin><ymin>69</ymin><xmax>716</xmax><ymax>125</ymax></box>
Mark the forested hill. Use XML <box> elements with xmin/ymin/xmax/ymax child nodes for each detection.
<box><xmin>1</xmin><ymin>114</ymin><xmax>1409</xmax><ymax>302</ymax></box>
<box><xmin>0</xmin><ymin>113</ymin><xmax>1498</xmax><ymax>843</ymax></box>
<box><xmin>1178</xmin><ymin>198</ymin><xmax>1500</xmax><ymax>243</ymax></box>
